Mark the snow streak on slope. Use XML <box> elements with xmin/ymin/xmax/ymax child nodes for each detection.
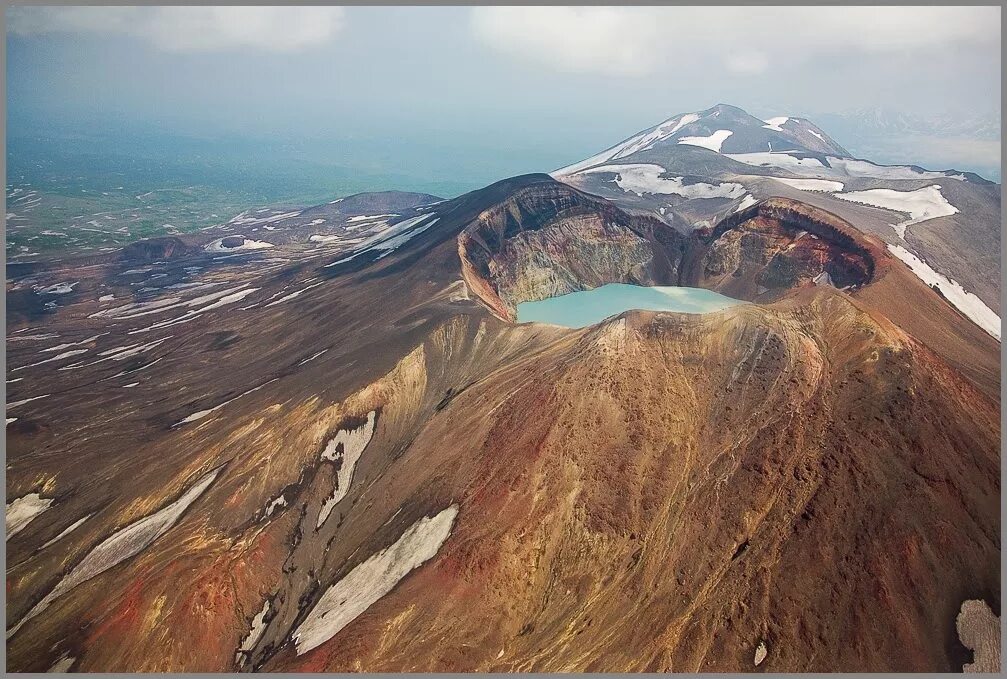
<box><xmin>887</xmin><ymin>244</ymin><xmax>1000</xmax><ymax>340</ymax></box>
<box><xmin>618</xmin><ymin>113</ymin><xmax>701</xmax><ymax>157</ymax></box>
<box><xmin>577</xmin><ymin>164</ymin><xmax>745</xmax><ymax>199</ymax></box>
<box><xmin>835</xmin><ymin>186</ymin><xmax>958</xmax><ymax>238</ymax></box>
<box><xmin>552</xmin><ymin>112</ymin><xmax>701</xmax><ymax>175</ymax></box>
<box><xmin>347</xmin><ymin>214</ymin><xmax>398</xmax><ymax>223</ymax></box>
<box><xmin>174</xmin><ymin>379</ymin><xmax>278</xmax><ymax>427</ymax></box>
<box><xmin>293</xmin><ymin>505</ymin><xmax>459</xmax><ymax>654</ymax></box>
<box><xmin>264</xmin><ymin>281</ymin><xmax>325</xmax><ymax>308</ymax></box>
<box><xmin>229</xmin><ymin>210</ymin><xmax>302</xmax><ymax>226</ymax></box>
<box><xmin>40</xmin><ymin>514</ymin><xmax>93</xmax><ymax>551</ymax></box>
<box><xmin>325</xmin><ymin>213</ymin><xmax>439</xmax><ymax>267</ymax></box>
<box><xmin>7</xmin><ymin>467</ymin><xmax>222</xmax><ymax>639</ymax></box>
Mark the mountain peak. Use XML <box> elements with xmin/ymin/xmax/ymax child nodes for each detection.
<box><xmin>707</xmin><ymin>103</ymin><xmax>751</xmax><ymax>115</ymax></box>
<box><xmin>554</xmin><ymin>104</ymin><xmax>849</xmax><ymax>176</ymax></box>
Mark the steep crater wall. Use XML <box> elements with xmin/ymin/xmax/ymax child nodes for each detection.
<box><xmin>458</xmin><ymin>180</ymin><xmax>882</xmax><ymax>321</ymax></box>
<box><xmin>458</xmin><ymin>180</ymin><xmax>687</xmax><ymax>319</ymax></box>
<box><xmin>685</xmin><ymin>197</ymin><xmax>883</xmax><ymax>303</ymax></box>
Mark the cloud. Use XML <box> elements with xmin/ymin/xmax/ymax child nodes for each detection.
<box><xmin>471</xmin><ymin>6</ymin><xmax>999</xmax><ymax>77</ymax></box>
<box><xmin>724</xmin><ymin>52</ymin><xmax>769</xmax><ymax>75</ymax></box>
<box><xmin>471</xmin><ymin>7</ymin><xmax>662</xmax><ymax>76</ymax></box>
<box><xmin>7</xmin><ymin>6</ymin><xmax>345</xmax><ymax>52</ymax></box>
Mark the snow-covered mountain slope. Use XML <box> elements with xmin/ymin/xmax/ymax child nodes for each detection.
<box><xmin>553</xmin><ymin>103</ymin><xmax>1001</xmax><ymax>323</ymax></box>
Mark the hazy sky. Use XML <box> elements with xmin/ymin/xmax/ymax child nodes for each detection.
<box><xmin>7</xmin><ymin>6</ymin><xmax>1002</xmax><ymax>183</ymax></box>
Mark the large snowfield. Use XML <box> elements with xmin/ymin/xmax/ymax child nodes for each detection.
<box><xmin>577</xmin><ymin>164</ymin><xmax>745</xmax><ymax>199</ymax></box>
<box><xmin>835</xmin><ymin>185</ymin><xmax>958</xmax><ymax>238</ymax></box>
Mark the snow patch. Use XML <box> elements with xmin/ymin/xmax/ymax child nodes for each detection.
<box><xmin>42</xmin><ymin>334</ymin><xmax>106</xmax><ymax>353</ymax></box>
<box><xmin>813</xmin><ymin>271</ymin><xmax>835</xmax><ymax>287</ymax></box>
<box><xmin>261</xmin><ymin>495</ymin><xmax>287</xmax><ymax>520</ymax></box>
<box><xmin>552</xmin><ymin>111</ymin><xmax>708</xmax><ymax>175</ymax></box>
<box><xmin>612</xmin><ymin>112</ymin><xmax>702</xmax><ymax>157</ymax></box>
<box><xmin>677</xmin><ymin>129</ymin><xmax>733</xmax><ymax>152</ymax></box>
<box><xmin>7</xmin><ymin>394</ymin><xmax>50</xmax><ymax>409</ymax></box>
<box><xmin>11</xmin><ymin>349</ymin><xmax>90</xmax><ymax>372</ymax></box>
<box><xmin>762</xmin><ymin>116</ymin><xmax>789</xmax><ymax>131</ymax></box>
<box><xmin>553</xmin><ymin>113</ymin><xmax>699</xmax><ymax>175</ymax></box>
<box><xmin>37</xmin><ymin>282</ymin><xmax>77</xmax><ymax>295</ymax></box>
<box><xmin>7</xmin><ymin>467</ymin><xmax>222</xmax><ymax>639</ymax></box>
<box><xmin>7</xmin><ymin>493</ymin><xmax>55</xmax><ymax>539</ymax></box>
<box><xmin>293</xmin><ymin>505</ymin><xmax>458</xmax><ymax>654</ymax></box>
<box><xmin>47</xmin><ymin>655</ymin><xmax>76</xmax><ymax>673</ymax></box>
<box><xmin>205</xmin><ymin>237</ymin><xmax>274</xmax><ymax>253</ymax></box>
<box><xmin>236</xmin><ymin>599</ymin><xmax>271</xmax><ymax>666</ymax></box>
<box><xmin>317</xmin><ymin>411</ymin><xmax>377</xmax><ymax>528</ymax></box>
<box><xmin>62</xmin><ymin>338</ymin><xmax>170</xmax><ymax>369</ymax></box>
<box><xmin>309</xmin><ymin>234</ymin><xmax>344</xmax><ymax>244</ymax></box>
<box><xmin>94</xmin><ymin>285</ymin><xmax>256</xmax><ymax>329</ymax></box>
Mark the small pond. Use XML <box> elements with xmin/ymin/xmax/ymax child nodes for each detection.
<box><xmin>516</xmin><ymin>283</ymin><xmax>745</xmax><ymax>329</ymax></box>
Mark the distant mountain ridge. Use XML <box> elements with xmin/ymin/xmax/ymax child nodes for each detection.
<box><xmin>820</xmin><ymin>106</ymin><xmax>1001</xmax><ymax>141</ymax></box>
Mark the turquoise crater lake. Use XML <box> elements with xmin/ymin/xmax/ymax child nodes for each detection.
<box><xmin>516</xmin><ymin>283</ymin><xmax>746</xmax><ymax>329</ymax></box>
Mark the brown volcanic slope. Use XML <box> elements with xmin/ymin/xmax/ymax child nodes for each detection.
<box><xmin>5</xmin><ymin>174</ymin><xmax>1000</xmax><ymax>672</ymax></box>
